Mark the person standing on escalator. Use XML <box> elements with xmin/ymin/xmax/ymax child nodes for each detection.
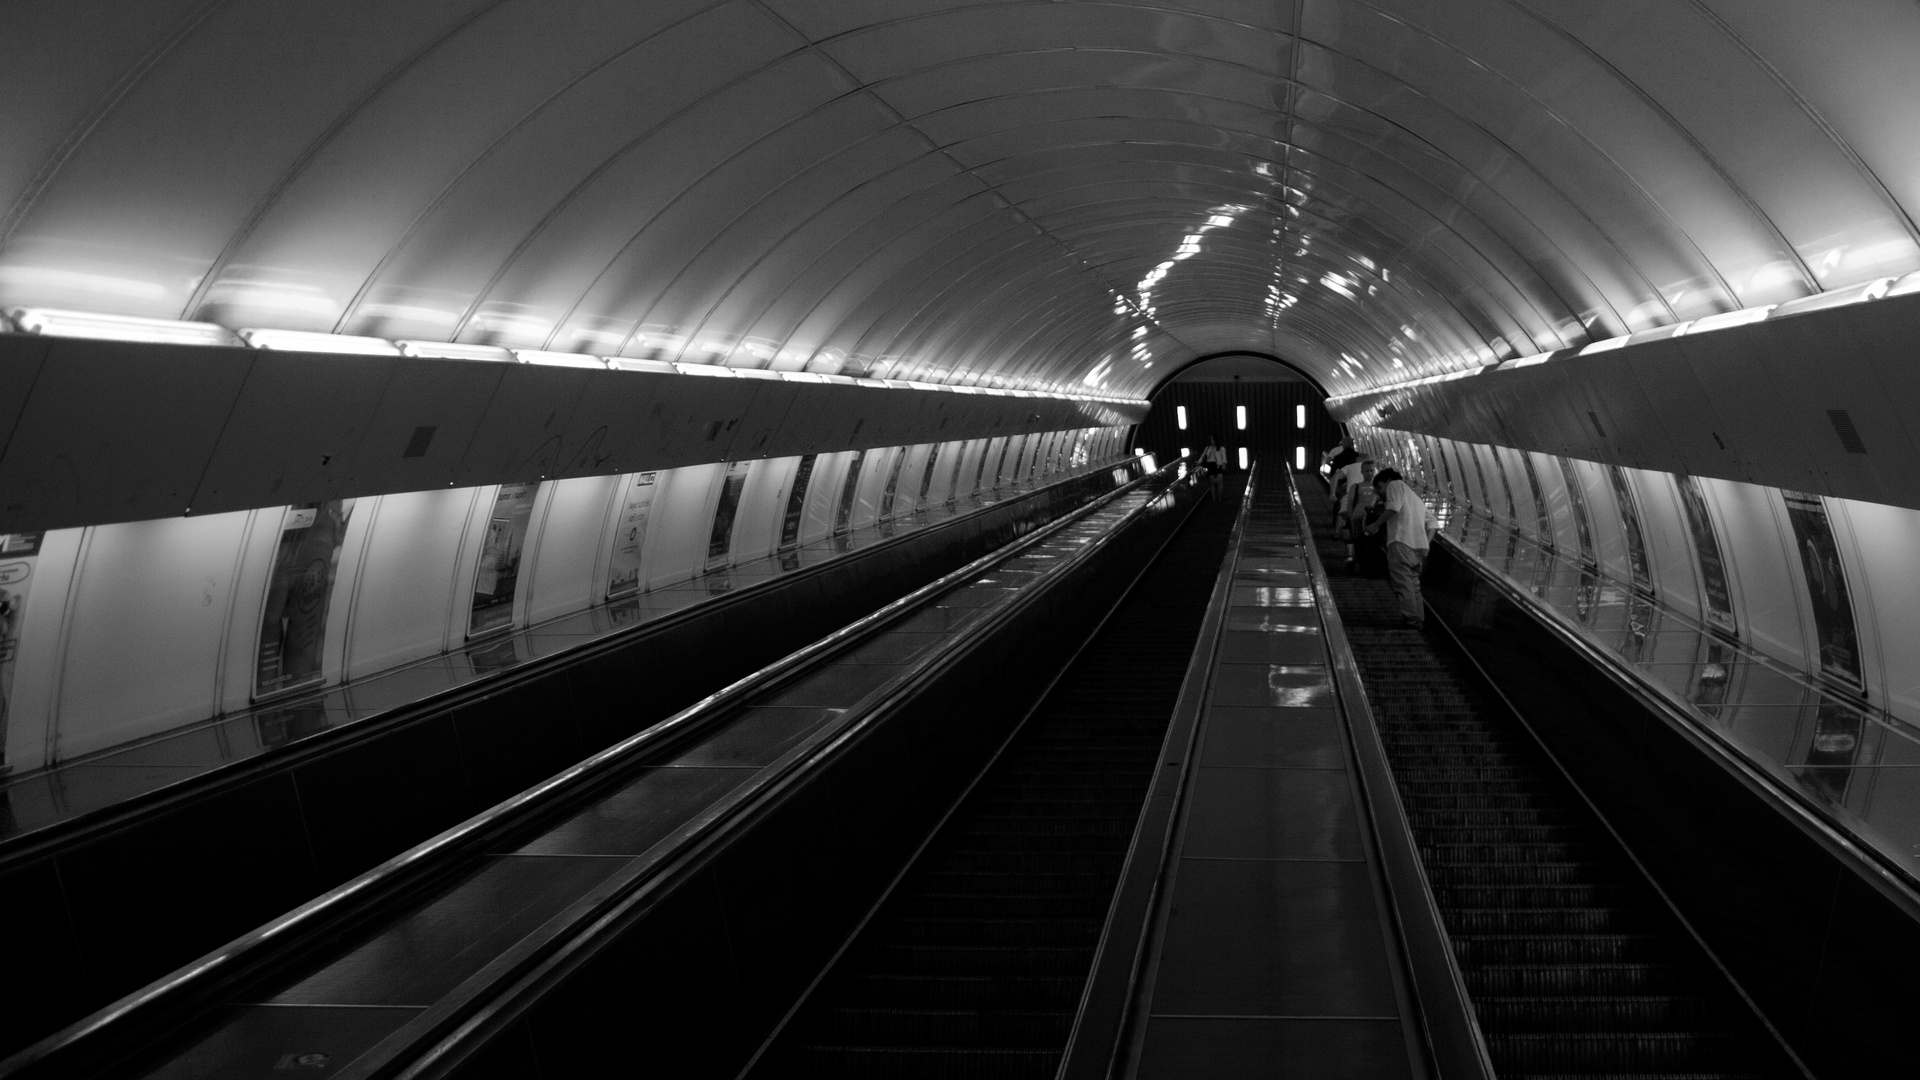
<box><xmin>1198</xmin><ymin>437</ymin><xmax>1228</xmax><ymax>495</ymax></box>
<box><xmin>1366</xmin><ymin>467</ymin><xmax>1434</xmax><ymax>628</ymax></box>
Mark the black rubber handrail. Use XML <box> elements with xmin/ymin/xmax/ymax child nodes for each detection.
<box><xmin>0</xmin><ymin>459</ymin><xmax>1189</xmax><ymax>1080</ymax></box>
<box><xmin>0</xmin><ymin>457</ymin><xmax>1138</xmax><ymax>865</ymax></box>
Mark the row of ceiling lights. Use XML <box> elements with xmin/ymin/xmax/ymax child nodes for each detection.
<box><xmin>1</xmin><ymin>306</ymin><xmax>1147</xmax><ymax>406</ymax></box>
<box><xmin>1329</xmin><ymin>269</ymin><xmax>1920</xmax><ymax>406</ymax></box>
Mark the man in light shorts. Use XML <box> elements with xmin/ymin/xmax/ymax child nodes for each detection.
<box><xmin>1365</xmin><ymin>468</ymin><xmax>1434</xmax><ymax>628</ymax></box>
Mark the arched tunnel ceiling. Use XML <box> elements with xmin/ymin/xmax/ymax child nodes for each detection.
<box><xmin>4</xmin><ymin>0</ymin><xmax>1918</xmax><ymax>401</ymax></box>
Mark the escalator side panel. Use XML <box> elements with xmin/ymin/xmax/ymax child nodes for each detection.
<box><xmin>1422</xmin><ymin>540</ymin><xmax>1920</xmax><ymax>1079</ymax></box>
<box><xmin>1303</xmin><ymin>481</ymin><xmax>1799</xmax><ymax>1079</ymax></box>
<box><xmin>0</xmin><ymin>468</ymin><xmax>1132</xmax><ymax>1062</ymax></box>
<box><xmin>750</xmin><ymin>480</ymin><xmax>1242</xmax><ymax>1078</ymax></box>
<box><xmin>423</xmin><ymin>483</ymin><xmax>1208</xmax><ymax>1080</ymax></box>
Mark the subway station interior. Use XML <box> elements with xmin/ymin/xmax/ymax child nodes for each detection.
<box><xmin>3</xmin><ymin>3</ymin><xmax>1919</xmax><ymax>1078</ymax></box>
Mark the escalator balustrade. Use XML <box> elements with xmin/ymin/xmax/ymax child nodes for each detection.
<box><xmin>755</xmin><ymin>479</ymin><xmax>1244</xmax><ymax>1078</ymax></box>
<box><xmin>1303</xmin><ymin>482</ymin><xmax>1797</xmax><ymax>1080</ymax></box>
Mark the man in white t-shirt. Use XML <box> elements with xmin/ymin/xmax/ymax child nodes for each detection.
<box><xmin>1330</xmin><ymin>455</ymin><xmax>1367</xmax><ymax>529</ymax></box>
<box><xmin>1365</xmin><ymin>468</ymin><xmax>1432</xmax><ymax>628</ymax></box>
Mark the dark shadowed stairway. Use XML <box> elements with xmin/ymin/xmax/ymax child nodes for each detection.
<box><xmin>751</xmin><ymin>478</ymin><xmax>1244</xmax><ymax>1078</ymax></box>
<box><xmin>1300</xmin><ymin>480</ymin><xmax>1798</xmax><ymax>1080</ymax></box>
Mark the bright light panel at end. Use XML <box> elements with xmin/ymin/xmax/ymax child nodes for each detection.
<box><xmin>1176</xmin><ymin>405</ymin><xmax>1187</xmax><ymax>430</ymax></box>
<box><xmin>8</xmin><ymin>307</ymin><xmax>241</xmax><ymax>347</ymax></box>
<box><xmin>397</xmin><ymin>340</ymin><xmax>514</xmax><ymax>362</ymax></box>
<box><xmin>1235</xmin><ymin>405</ymin><xmax>1247</xmax><ymax>430</ymax></box>
<box><xmin>1238</xmin><ymin>447</ymin><xmax>1249</xmax><ymax>469</ymax></box>
<box><xmin>1296</xmin><ymin>404</ymin><xmax>1306</xmax><ymax>429</ymax></box>
<box><xmin>240</xmin><ymin>328</ymin><xmax>401</xmax><ymax>355</ymax></box>
<box><xmin>1295</xmin><ymin>446</ymin><xmax>1306</xmax><ymax>470</ymax></box>
<box><xmin>517</xmin><ymin>349</ymin><xmax>608</xmax><ymax>369</ymax></box>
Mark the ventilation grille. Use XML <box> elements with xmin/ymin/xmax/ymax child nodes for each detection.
<box><xmin>1827</xmin><ymin>409</ymin><xmax>1868</xmax><ymax>455</ymax></box>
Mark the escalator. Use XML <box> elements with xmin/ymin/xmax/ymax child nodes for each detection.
<box><xmin>9</xmin><ymin>462</ymin><xmax>1214</xmax><ymax>1080</ymax></box>
<box><xmin>1301</xmin><ymin>482</ymin><xmax>1799</xmax><ymax>1079</ymax></box>
<box><xmin>752</xmin><ymin>478</ymin><xmax>1244</xmax><ymax>1078</ymax></box>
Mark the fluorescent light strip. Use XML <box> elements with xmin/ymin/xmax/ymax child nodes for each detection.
<box><xmin>1</xmin><ymin>308</ymin><xmax>1147</xmax><ymax>406</ymax></box>
<box><xmin>241</xmin><ymin>328</ymin><xmax>400</xmax><ymax>355</ymax></box>
<box><xmin>1329</xmin><ymin>277</ymin><xmax>1919</xmax><ymax>408</ymax></box>
<box><xmin>516</xmin><ymin>349</ymin><xmax>608</xmax><ymax>370</ymax></box>
<box><xmin>397</xmin><ymin>340</ymin><xmax>515</xmax><ymax>362</ymax></box>
<box><xmin>7</xmin><ymin>307</ymin><xmax>240</xmax><ymax>347</ymax></box>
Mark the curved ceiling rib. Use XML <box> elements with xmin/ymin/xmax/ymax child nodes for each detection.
<box><xmin>3</xmin><ymin>0</ymin><xmax>1917</xmax><ymax>400</ymax></box>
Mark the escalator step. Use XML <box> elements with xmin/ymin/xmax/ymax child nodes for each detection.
<box><xmin>755</xmin><ymin>481</ymin><xmax>1243</xmax><ymax>1078</ymax></box>
<box><xmin>1301</xmin><ymin>479</ymin><xmax>1793</xmax><ymax>1079</ymax></box>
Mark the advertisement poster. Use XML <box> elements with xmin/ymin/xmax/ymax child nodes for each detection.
<box><xmin>470</xmin><ymin>482</ymin><xmax>539</xmax><ymax>636</ymax></box>
<box><xmin>946</xmin><ymin>441</ymin><xmax>970</xmax><ymax>504</ymax></box>
<box><xmin>0</xmin><ymin>532</ymin><xmax>44</xmax><ymax>766</ymax></box>
<box><xmin>977</xmin><ymin>439</ymin><xmax>998</xmax><ymax>494</ymax></box>
<box><xmin>1431</xmin><ymin>438</ymin><xmax>1456</xmax><ymax>503</ymax></box>
<box><xmin>1677</xmin><ymin>476</ymin><xmax>1736</xmax><ymax>635</ymax></box>
<box><xmin>1606</xmin><ymin>466</ymin><xmax>1652</xmax><ymax>594</ymax></box>
<box><xmin>606</xmin><ymin>472</ymin><xmax>658</xmax><ymax>599</ymax></box>
<box><xmin>835</xmin><ymin>450</ymin><xmax>866</xmax><ymax>538</ymax></box>
<box><xmin>916</xmin><ymin>444</ymin><xmax>942</xmax><ymax>507</ymax></box>
<box><xmin>878</xmin><ymin>449</ymin><xmax>908</xmax><ymax>523</ymax></box>
<box><xmin>1491</xmin><ymin>451</ymin><xmax>1519</xmax><ymax>560</ymax></box>
<box><xmin>1555</xmin><ymin>457</ymin><xmax>1597</xmax><ymax>567</ymax></box>
<box><xmin>780</xmin><ymin>455</ymin><xmax>817</xmax><ymax>552</ymax></box>
<box><xmin>1521</xmin><ymin>453</ymin><xmax>1554</xmax><ymax>553</ymax></box>
<box><xmin>1782</xmin><ymin>491</ymin><xmax>1862</xmax><ymax>687</ymax></box>
<box><xmin>707</xmin><ymin>460</ymin><xmax>751</xmax><ymax>569</ymax></box>
<box><xmin>255</xmin><ymin>501</ymin><xmax>356</xmax><ymax>698</ymax></box>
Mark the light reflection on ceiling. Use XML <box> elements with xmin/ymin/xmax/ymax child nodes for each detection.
<box><xmin>2</xmin><ymin>0</ymin><xmax>1917</xmax><ymax>398</ymax></box>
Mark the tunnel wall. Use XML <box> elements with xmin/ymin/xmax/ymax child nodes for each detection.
<box><xmin>1351</xmin><ymin>426</ymin><xmax>1920</xmax><ymax>727</ymax></box>
<box><xmin>0</xmin><ymin>427</ymin><xmax>1131</xmax><ymax>772</ymax></box>
<box><xmin>1350</xmin><ymin>423</ymin><xmax>1920</xmax><ymax>871</ymax></box>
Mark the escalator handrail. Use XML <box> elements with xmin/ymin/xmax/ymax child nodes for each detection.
<box><xmin>1434</xmin><ymin>530</ymin><xmax>1920</xmax><ymax>925</ymax></box>
<box><xmin>0</xmin><ymin>459</ymin><xmax>1189</xmax><ymax>1080</ymax></box>
<box><xmin>1288</xmin><ymin>476</ymin><xmax>1497</xmax><ymax>1080</ymax></box>
<box><xmin>0</xmin><ymin>455</ymin><xmax>1142</xmax><ymax>864</ymax></box>
<box><xmin>1424</xmin><ymin>532</ymin><xmax>1851</xmax><ymax>1080</ymax></box>
<box><xmin>1052</xmin><ymin>465</ymin><xmax>1255</xmax><ymax>1080</ymax></box>
<box><xmin>339</xmin><ymin>465</ymin><xmax>1205</xmax><ymax>1080</ymax></box>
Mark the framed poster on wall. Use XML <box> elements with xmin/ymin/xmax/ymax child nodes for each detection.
<box><xmin>0</xmin><ymin>531</ymin><xmax>44</xmax><ymax>767</ymax></box>
<box><xmin>1677</xmin><ymin>476</ymin><xmax>1737</xmax><ymax>636</ymax></box>
<box><xmin>470</xmin><ymin>482</ymin><xmax>539</xmax><ymax>637</ymax></box>
<box><xmin>606</xmin><ymin>472</ymin><xmax>658</xmax><ymax>599</ymax></box>
<box><xmin>1782</xmin><ymin>491</ymin><xmax>1863</xmax><ymax>689</ymax></box>
<box><xmin>707</xmin><ymin>460</ymin><xmax>751</xmax><ymax>571</ymax></box>
<box><xmin>255</xmin><ymin>501</ymin><xmax>355</xmax><ymax>698</ymax></box>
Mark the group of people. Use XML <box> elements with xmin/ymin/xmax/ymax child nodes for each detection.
<box><xmin>1324</xmin><ymin>439</ymin><xmax>1434</xmax><ymax>630</ymax></box>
